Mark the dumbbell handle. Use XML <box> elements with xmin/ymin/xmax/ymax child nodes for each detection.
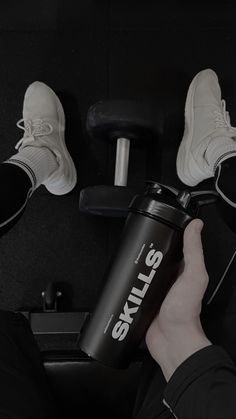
<box><xmin>114</xmin><ymin>138</ymin><xmax>130</xmax><ymax>186</ymax></box>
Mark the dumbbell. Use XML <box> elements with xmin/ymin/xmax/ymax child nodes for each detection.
<box><xmin>79</xmin><ymin>100</ymin><xmax>163</xmax><ymax>217</ymax></box>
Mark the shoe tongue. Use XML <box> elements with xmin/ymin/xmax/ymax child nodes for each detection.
<box><xmin>194</xmin><ymin>75</ymin><xmax>221</xmax><ymax>107</ymax></box>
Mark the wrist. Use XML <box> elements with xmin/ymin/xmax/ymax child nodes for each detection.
<box><xmin>152</xmin><ymin>325</ymin><xmax>212</xmax><ymax>382</ymax></box>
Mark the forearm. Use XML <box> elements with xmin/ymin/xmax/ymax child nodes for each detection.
<box><xmin>151</xmin><ymin>324</ymin><xmax>212</xmax><ymax>382</ymax></box>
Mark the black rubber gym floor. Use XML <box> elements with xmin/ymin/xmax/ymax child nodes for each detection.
<box><xmin>0</xmin><ymin>0</ymin><xmax>236</xmax><ymax>360</ymax></box>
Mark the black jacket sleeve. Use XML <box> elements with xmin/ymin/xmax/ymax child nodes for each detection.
<box><xmin>162</xmin><ymin>345</ymin><xmax>236</xmax><ymax>419</ymax></box>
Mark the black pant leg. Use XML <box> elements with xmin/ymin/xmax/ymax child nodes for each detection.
<box><xmin>0</xmin><ymin>164</ymin><xmax>61</xmax><ymax>417</ymax></box>
<box><xmin>215</xmin><ymin>156</ymin><xmax>236</xmax><ymax>233</ymax></box>
<box><xmin>0</xmin><ymin>163</ymin><xmax>33</xmax><ymax>237</ymax></box>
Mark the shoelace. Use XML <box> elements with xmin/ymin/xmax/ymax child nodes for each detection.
<box><xmin>213</xmin><ymin>99</ymin><xmax>236</xmax><ymax>131</ymax></box>
<box><xmin>15</xmin><ymin>118</ymin><xmax>53</xmax><ymax>150</ymax></box>
<box><xmin>212</xmin><ymin>99</ymin><xmax>236</xmax><ymax>173</ymax></box>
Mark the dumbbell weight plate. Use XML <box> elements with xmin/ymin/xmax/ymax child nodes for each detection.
<box><xmin>79</xmin><ymin>185</ymin><xmax>144</xmax><ymax>217</ymax></box>
<box><xmin>86</xmin><ymin>100</ymin><xmax>163</xmax><ymax>143</ymax></box>
<box><xmin>83</xmin><ymin>100</ymin><xmax>163</xmax><ymax>217</ymax></box>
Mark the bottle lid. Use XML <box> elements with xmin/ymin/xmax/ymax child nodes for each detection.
<box><xmin>128</xmin><ymin>181</ymin><xmax>218</xmax><ymax>230</ymax></box>
<box><xmin>129</xmin><ymin>193</ymin><xmax>193</xmax><ymax>230</ymax></box>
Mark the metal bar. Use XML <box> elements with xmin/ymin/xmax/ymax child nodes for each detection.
<box><xmin>114</xmin><ymin>138</ymin><xmax>130</xmax><ymax>186</ymax></box>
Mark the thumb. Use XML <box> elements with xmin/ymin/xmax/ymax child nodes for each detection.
<box><xmin>183</xmin><ymin>218</ymin><xmax>206</xmax><ymax>273</ymax></box>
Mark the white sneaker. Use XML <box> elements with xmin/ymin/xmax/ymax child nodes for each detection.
<box><xmin>15</xmin><ymin>81</ymin><xmax>77</xmax><ymax>195</ymax></box>
<box><xmin>176</xmin><ymin>69</ymin><xmax>236</xmax><ymax>186</ymax></box>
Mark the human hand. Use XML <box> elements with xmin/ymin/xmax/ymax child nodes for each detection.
<box><xmin>145</xmin><ymin>218</ymin><xmax>212</xmax><ymax>380</ymax></box>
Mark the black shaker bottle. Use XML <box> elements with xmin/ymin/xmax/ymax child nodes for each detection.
<box><xmin>78</xmin><ymin>181</ymin><xmax>218</xmax><ymax>369</ymax></box>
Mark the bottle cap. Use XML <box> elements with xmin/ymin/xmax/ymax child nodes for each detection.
<box><xmin>129</xmin><ymin>181</ymin><xmax>219</xmax><ymax>230</ymax></box>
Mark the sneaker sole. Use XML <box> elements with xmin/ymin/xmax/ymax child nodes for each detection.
<box><xmin>176</xmin><ymin>70</ymin><xmax>215</xmax><ymax>186</ymax></box>
<box><xmin>43</xmin><ymin>87</ymin><xmax>77</xmax><ymax>195</ymax></box>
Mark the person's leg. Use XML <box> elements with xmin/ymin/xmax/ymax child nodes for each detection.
<box><xmin>215</xmin><ymin>156</ymin><xmax>236</xmax><ymax>205</ymax></box>
<box><xmin>176</xmin><ymin>69</ymin><xmax>236</xmax><ymax>187</ymax></box>
<box><xmin>176</xmin><ymin>69</ymin><xmax>236</xmax><ymax>232</ymax></box>
<box><xmin>0</xmin><ymin>144</ymin><xmax>58</xmax><ymax>237</ymax></box>
<box><xmin>0</xmin><ymin>81</ymin><xmax>77</xmax><ymax>238</ymax></box>
<box><xmin>0</xmin><ymin>81</ymin><xmax>77</xmax><ymax>417</ymax></box>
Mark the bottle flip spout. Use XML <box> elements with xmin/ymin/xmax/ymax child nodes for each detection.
<box><xmin>144</xmin><ymin>180</ymin><xmax>220</xmax><ymax>214</ymax></box>
<box><xmin>177</xmin><ymin>189</ymin><xmax>219</xmax><ymax>210</ymax></box>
